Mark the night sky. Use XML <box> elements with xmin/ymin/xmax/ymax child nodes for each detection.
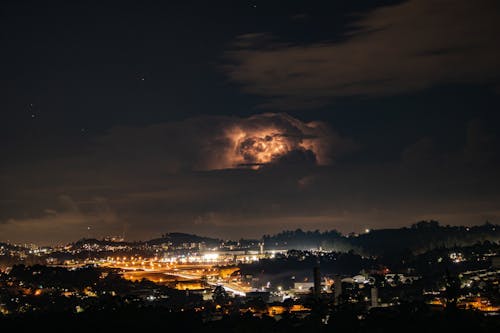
<box><xmin>2</xmin><ymin>0</ymin><xmax>500</xmax><ymax>245</ymax></box>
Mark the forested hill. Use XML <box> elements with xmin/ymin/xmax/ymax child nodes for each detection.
<box><xmin>262</xmin><ymin>221</ymin><xmax>500</xmax><ymax>255</ymax></box>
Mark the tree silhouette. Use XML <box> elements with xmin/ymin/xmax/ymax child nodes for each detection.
<box><xmin>212</xmin><ymin>285</ymin><xmax>229</xmax><ymax>305</ymax></box>
<box><xmin>444</xmin><ymin>269</ymin><xmax>460</xmax><ymax>311</ymax></box>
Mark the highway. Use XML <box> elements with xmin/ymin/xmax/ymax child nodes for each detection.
<box><xmin>98</xmin><ymin>260</ymin><xmax>251</xmax><ymax>296</ymax></box>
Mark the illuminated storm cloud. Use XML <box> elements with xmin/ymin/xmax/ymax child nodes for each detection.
<box><xmin>222</xmin><ymin>113</ymin><xmax>333</xmax><ymax>169</ymax></box>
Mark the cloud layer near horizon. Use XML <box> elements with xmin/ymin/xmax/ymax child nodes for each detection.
<box><xmin>1</xmin><ymin>113</ymin><xmax>499</xmax><ymax>245</ymax></box>
<box><xmin>225</xmin><ymin>0</ymin><xmax>500</xmax><ymax>109</ymax></box>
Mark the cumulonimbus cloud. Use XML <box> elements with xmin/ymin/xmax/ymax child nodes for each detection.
<box><xmin>219</xmin><ymin>113</ymin><xmax>345</xmax><ymax>168</ymax></box>
<box><xmin>224</xmin><ymin>0</ymin><xmax>500</xmax><ymax>109</ymax></box>
<box><xmin>95</xmin><ymin>112</ymin><xmax>354</xmax><ymax>171</ymax></box>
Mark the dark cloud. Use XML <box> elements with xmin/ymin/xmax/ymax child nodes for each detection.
<box><xmin>224</xmin><ymin>0</ymin><xmax>500</xmax><ymax>109</ymax></box>
<box><xmin>1</xmin><ymin>114</ymin><xmax>499</xmax><ymax>245</ymax></box>
<box><xmin>91</xmin><ymin>113</ymin><xmax>351</xmax><ymax>171</ymax></box>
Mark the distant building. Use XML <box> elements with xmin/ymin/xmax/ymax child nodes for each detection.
<box><xmin>246</xmin><ymin>291</ymin><xmax>270</xmax><ymax>303</ymax></box>
<box><xmin>189</xmin><ymin>288</ymin><xmax>213</xmax><ymax>301</ymax></box>
<box><xmin>103</xmin><ymin>236</ymin><xmax>124</xmax><ymax>242</ymax></box>
<box><xmin>371</xmin><ymin>287</ymin><xmax>379</xmax><ymax>308</ymax></box>
<box><xmin>293</xmin><ymin>282</ymin><xmax>315</xmax><ymax>294</ymax></box>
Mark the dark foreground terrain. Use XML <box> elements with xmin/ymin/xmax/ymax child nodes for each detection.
<box><xmin>1</xmin><ymin>305</ymin><xmax>499</xmax><ymax>333</ymax></box>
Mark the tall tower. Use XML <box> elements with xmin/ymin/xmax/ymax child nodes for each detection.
<box><xmin>313</xmin><ymin>265</ymin><xmax>321</xmax><ymax>298</ymax></box>
<box><xmin>334</xmin><ymin>275</ymin><xmax>342</xmax><ymax>305</ymax></box>
<box><xmin>370</xmin><ymin>286</ymin><xmax>379</xmax><ymax>308</ymax></box>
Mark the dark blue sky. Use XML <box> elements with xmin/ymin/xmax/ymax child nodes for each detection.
<box><xmin>1</xmin><ymin>0</ymin><xmax>499</xmax><ymax>244</ymax></box>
